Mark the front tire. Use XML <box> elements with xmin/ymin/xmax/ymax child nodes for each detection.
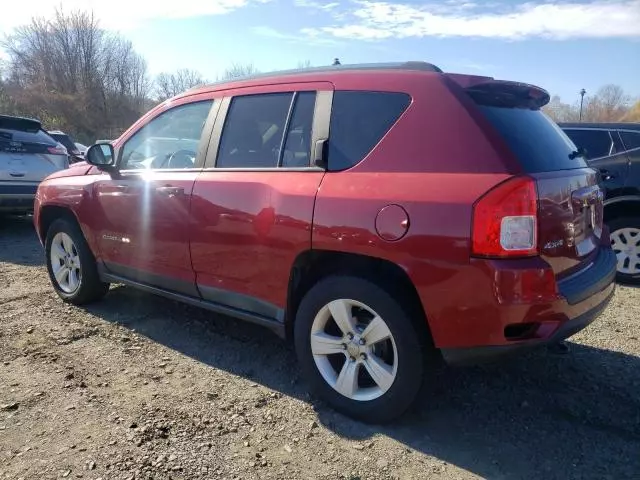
<box><xmin>45</xmin><ymin>218</ymin><xmax>109</xmax><ymax>304</ymax></box>
<box><xmin>294</xmin><ymin>275</ymin><xmax>426</xmax><ymax>423</ymax></box>
<box><xmin>608</xmin><ymin>216</ymin><xmax>640</xmax><ymax>285</ymax></box>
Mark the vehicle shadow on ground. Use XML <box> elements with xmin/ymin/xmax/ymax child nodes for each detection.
<box><xmin>84</xmin><ymin>285</ymin><xmax>640</xmax><ymax>479</ymax></box>
<box><xmin>0</xmin><ymin>215</ymin><xmax>44</xmax><ymax>266</ymax></box>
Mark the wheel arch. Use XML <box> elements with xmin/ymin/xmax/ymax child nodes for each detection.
<box><xmin>604</xmin><ymin>196</ymin><xmax>640</xmax><ymax>222</ymax></box>
<box><xmin>285</xmin><ymin>249</ymin><xmax>431</xmax><ymax>342</ymax></box>
<box><xmin>38</xmin><ymin>205</ymin><xmax>86</xmax><ymax>246</ymax></box>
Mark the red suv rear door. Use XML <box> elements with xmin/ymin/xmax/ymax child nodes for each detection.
<box><xmin>190</xmin><ymin>82</ymin><xmax>333</xmax><ymax>317</ymax></box>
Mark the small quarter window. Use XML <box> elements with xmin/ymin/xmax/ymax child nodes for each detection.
<box><xmin>328</xmin><ymin>91</ymin><xmax>411</xmax><ymax>171</ymax></box>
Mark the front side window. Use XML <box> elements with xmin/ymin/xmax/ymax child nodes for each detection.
<box><xmin>120</xmin><ymin>100</ymin><xmax>213</xmax><ymax>170</ymax></box>
<box><xmin>563</xmin><ymin>129</ymin><xmax>614</xmax><ymax>160</ymax></box>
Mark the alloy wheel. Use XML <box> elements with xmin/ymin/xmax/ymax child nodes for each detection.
<box><xmin>310</xmin><ymin>298</ymin><xmax>398</xmax><ymax>402</ymax></box>
<box><xmin>611</xmin><ymin>227</ymin><xmax>640</xmax><ymax>275</ymax></box>
<box><xmin>49</xmin><ymin>232</ymin><xmax>82</xmax><ymax>293</ymax></box>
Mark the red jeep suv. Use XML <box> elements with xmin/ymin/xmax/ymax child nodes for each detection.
<box><xmin>34</xmin><ymin>62</ymin><xmax>617</xmax><ymax>422</ymax></box>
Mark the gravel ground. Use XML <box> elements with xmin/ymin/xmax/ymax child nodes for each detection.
<box><xmin>1</xmin><ymin>215</ymin><xmax>639</xmax><ymax>480</ymax></box>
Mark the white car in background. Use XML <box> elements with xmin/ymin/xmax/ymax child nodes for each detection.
<box><xmin>1</xmin><ymin>115</ymin><xmax>69</xmax><ymax>214</ymax></box>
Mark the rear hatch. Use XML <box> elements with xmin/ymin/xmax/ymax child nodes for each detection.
<box><xmin>465</xmin><ymin>80</ymin><xmax>603</xmax><ymax>278</ymax></box>
<box><xmin>1</xmin><ymin>117</ymin><xmax>68</xmax><ymax>184</ymax></box>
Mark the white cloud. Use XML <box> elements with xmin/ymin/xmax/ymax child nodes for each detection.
<box><xmin>0</xmin><ymin>0</ymin><xmax>267</xmax><ymax>32</ymax></box>
<box><xmin>294</xmin><ymin>0</ymin><xmax>340</xmax><ymax>10</ymax></box>
<box><xmin>302</xmin><ymin>0</ymin><xmax>640</xmax><ymax>40</ymax></box>
<box><xmin>251</xmin><ymin>25</ymin><xmax>343</xmax><ymax>45</ymax></box>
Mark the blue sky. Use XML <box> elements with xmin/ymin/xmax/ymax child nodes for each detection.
<box><xmin>1</xmin><ymin>0</ymin><xmax>639</xmax><ymax>103</ymax></box>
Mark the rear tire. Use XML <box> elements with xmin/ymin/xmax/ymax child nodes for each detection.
<box><xmin>294</xmin><ymin>275</ymin><xmax>427</xmax><ymax>423</ymax></box>
<box><xmin>608</xmin><ymin>216</ymin><xmax>640</xmax><ymax>285</ymax></box>
<box><xmin>45</xmin><ymin>218</ymin><xmax>109</xmax><ymax>304</ymax></box>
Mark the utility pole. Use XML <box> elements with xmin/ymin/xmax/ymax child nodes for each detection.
<box><xmin>579</xmin><ymin>88</ymin><xmax>586</xmax><ymax>122</ymax></box>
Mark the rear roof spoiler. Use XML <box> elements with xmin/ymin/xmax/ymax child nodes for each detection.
<box><xmin>464</xmin><ymin>80</ymin><xmax>550</xmax><ymax>110</ymax></box>
<box><xmin>0</xmin><ymin>115</ymin><xmax>42</xmax><ymax>133</ymax></box>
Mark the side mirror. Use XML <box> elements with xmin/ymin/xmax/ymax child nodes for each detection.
<box><xmin>86</xmin><ymin>143</ymin><xmax>116</xmax><ymax>170</ymax></box>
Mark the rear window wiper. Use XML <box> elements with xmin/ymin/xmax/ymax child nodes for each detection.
<box><xmin>569</xmin><ymin>146</ymin><xmax>587</xmax><ymax>160</ymax></box>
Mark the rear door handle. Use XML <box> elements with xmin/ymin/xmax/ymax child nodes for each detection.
<box><xmin>156</xmin><ymin>186</ymin><xmax>184</xmax><ymax>197</ymax></box>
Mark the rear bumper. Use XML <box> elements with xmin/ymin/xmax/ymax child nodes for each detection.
<box><xmin>0</xmin><ymin>184</ymin><xmax>38</xmax><ymax>211</ymax></box>
<box><xmin>441</xmin><ymin>286</ymin><xmax>614</xmax><ymax>365</ymax></box>
<box><xmin>417</xmin><ymin>244</ymin><xmax>617</xmax><ymax>366</ymax></box>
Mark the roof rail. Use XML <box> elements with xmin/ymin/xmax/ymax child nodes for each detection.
<box><xmin>189</xmin><ymin>61</ymin><xmax>443</xmax><ymax>92</ymax></box>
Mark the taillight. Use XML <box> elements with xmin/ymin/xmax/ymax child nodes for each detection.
<box><xmin>472</xmin><ymin>176</ymin><xmax>538</xmax><ymax>258</ymax></box>
<box><xmin>47</xmin><ymin>145</ymin><xmax>67</xmax><ymax>155</ymax></box>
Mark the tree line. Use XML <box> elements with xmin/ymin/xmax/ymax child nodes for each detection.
<box><xmin>0</xmin><ymin>9</ymin><xmax>638</xmax><ymax>144</ymax></box>
<box><xmin>543</xmin><ymin>85</ymin><xmax>640</xmax><ymax>124</ymax></box>
<box><xmin>0</xmin><ymin>10</ymin><xmax>282</xmax><ymax>143</ymax></box>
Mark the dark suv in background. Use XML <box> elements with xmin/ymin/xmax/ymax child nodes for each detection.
<box><xmin>561</xmin><ymin>123</ymin><xmax>640</xmax><ymax>284</ymax></box>
<box><xmin>48</xmin><ymin>130</ymin><xmax>84</xmax><ymax>163</ymax></box>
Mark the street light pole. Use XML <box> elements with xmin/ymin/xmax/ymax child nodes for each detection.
<box><xmin>579</xmin><ymin>88</ymin><xmax>586</xmax><ymax>122</ymax></box>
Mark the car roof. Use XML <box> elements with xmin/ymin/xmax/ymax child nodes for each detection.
<box><xmin>182</xmin><ymin>61</ymin><xmax>445</xmax><ymax>97</ymax></box>
<box><xmin>559</xmin><ymin>122</ymin><xmax>640</xmax><ymax>131</ymax></box>
<box><xmin>48</xmin><ymin>130</ymin><xmax>67</xmax><ymax>135</ymax></box>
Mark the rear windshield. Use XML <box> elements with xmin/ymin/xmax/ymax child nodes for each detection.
<box><xmin>50</xmin><ymin>133</ymin><xmax>77</xmax><ymax>152</ymax></box>
<box><xmin>0</xmin><ymin>128</ymin><xmax>57</xmax><ymax>145</ymax></box>
<box><xmin>478</xmin><ymin>106</ymin><xmax>588</xmax><ymax>173</ymax></box>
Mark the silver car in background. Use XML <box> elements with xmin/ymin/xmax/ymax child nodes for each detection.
<box><xmin>1</xmin><ymin>115</ymin><xmax>69</xmax><ymax>214</ymax></box>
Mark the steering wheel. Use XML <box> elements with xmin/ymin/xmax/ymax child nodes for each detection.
<box><xmin>164</xmin><ymin>149</ymin><xmax>196</xmax><ymax>169</ymax></box>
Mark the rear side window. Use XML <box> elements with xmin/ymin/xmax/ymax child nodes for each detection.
<box><xmin>621</xmin><ymin>131</ymin><xmax>640</xmax><ymax>151</ymax></box>
<box><xmin>50</xmin><ymin>133</ymin><xmax>78</xmax><ymax>153</ymax></box>
<box><xmin>217</xmin><ymin>93</ymin><xmax>293</xmax><ymax>168</ymax></box>
<box><xmin>478</xmin><ymin>107</ymin><xmax>588</xmax><ymax>172</ymax></box>
<box><xmin>328</xmin><ymin>91</ymin><xmax>411</xmax><ymax>171</ymax></box>
<box><xmin>562</xmin><ymin>129</ymin><xmax>613</xmax><ymax>159</ymax></box>
<box><xmin>282</xmin><ymin>92</ymin><xmax>316</xmax><ymax>168</ymax></box>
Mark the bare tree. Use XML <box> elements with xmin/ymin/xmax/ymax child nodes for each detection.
<box><xmin>296</xmin><ymin>60</ymin><xmax>313</xmax><ymax>69</ymax></box>
<box><xmin>621</xmin><ymin>100</ymin><xmax>640</xmax><ymax>122</ymax></box>
<box><xmin>543</xmin><ymin>95</ymin><xmax>579</xmax><ymax>123</ymax></box>
<box><xmin>584</xmin><ymin>84</ymin><xmax>631</xmax><ymax>122</ymax></box>
<box><xmin>543</xmin><ymin>86</ymin><xmax>633</xmax><ymax>123</ymax></box>
<box><xmin>1</xmin><ymin>7</ymin><xmax>150</xmax><ymax>142</ymax></box>
<box><xmin>219</xmin><ymin>63</ymin><xmax>259</xmax><ymax>81</ymax></box>
<box><xmin>155</xmin><ymin>68</ymin><xmax>206</xmax><ymax>101</ymax></box>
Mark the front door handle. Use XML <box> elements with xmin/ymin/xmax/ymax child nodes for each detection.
<box><xmin>156</xmin><ymin>186</ymin><xmax>184</xmax><ymax>197</ymax></box>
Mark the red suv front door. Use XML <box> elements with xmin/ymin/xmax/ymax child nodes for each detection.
<box><xmin>90</xmin><ymin>98</ymin><xmax>217</xmax><ymax>295</ymax></box>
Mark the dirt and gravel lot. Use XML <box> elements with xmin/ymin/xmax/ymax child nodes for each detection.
<box><xmin>1</xmin><ymin>215</ymin><xmax>639</xmax><ymax>480</ymax></box>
